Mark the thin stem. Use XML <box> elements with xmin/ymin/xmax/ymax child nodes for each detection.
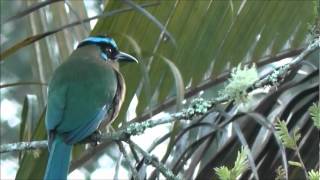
<box><xmin>64</xmin><ymin>0</ymin><xmax>90</xmax><ymax>33</ymax></box>
<box><xmin>117</xmin><ymin>141</ymin><xmax>140</xmax><ymax>180</ymax></box>
<box><xmin>295</xmin><ymin>146</ymin><xmax>309</xmax><ymax>179</ymax></box>
<box><xmin>3</xmin><ymin>0</ymin><xmax>64</xmax><ymax>24</ymax></box>
<box><xmin>0</xmin><ymin>141</ymin><xmax>48</xmax><ymax>153</ymax></box>
<box><xmin>128</xmin><ymin>140</ymin><xmax>180</xmax><ymax>180</ymax></box>
<box><xmin>0</xmin><ymin>82</ymin><xmax>47</xmax><ymax>89</ymax></box>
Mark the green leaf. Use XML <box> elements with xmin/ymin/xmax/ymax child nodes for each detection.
<box><xmin>230</xmin><ymin>147</ymin><xmax>248</xmax><ymax>179</ymax></box>
<box><xmin>308</xmin><ymin>102</ymin><xmax>320</xmax><ymax>129</ymax></box>
<box><xmin>161</xmin><ymin>56</ymin><xmax>184</xmax><ymax>110</ymax></box>
<box><xmin>275</xmin><ymin>166</ymin><xmax>286</xmax><ymax>180</ymax></box>
<box><xmin>16</xmin><ymin>108</ymin><xmax>48</xmax><ymax>180</ymax></box>
<box><xmin>308</xmin><ymin>169</ymin><xmax>320</xmax><ymax>180</ymax></box>
<box><xmin>288</xmin><ymin>161</ymin><xmax>303</xmax><ymax>168</ymax></box>
<box><xmin>121</xmin><ymin>0</ymin><xmax>176</xmax><ymax>45</ymax></box>
<box><xmin>275</xmin><ymin>119</ymin><xmax>300</xmax><ymax>150</ymax></box>
<box><xmin>214</xmin><ymin>147</ymin><xmax>248</xmax><ymax>180</ymax></box>
<box><xmin>19</xmin><ymin>95</ymin><xmax>39</xmax><ymax>162</ymax></box>
<box><xmin>215</xmin><ymin>166</ymin><xmax>231</xmax><ymax>180</ymax></box>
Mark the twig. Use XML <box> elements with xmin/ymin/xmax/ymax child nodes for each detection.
<box><xmin>121</xmin><ymin>0</ymin><xmax>176</xmax><ymax>46</ymax></box>
<box><xmin>0</xmin><ymin>114</ymin><xmax>181</xmax><ymax>153</ymax></box>
<box><xmin>64</xmin><ymin>0</ymin><xmax>90</xmax><ymax>33</ymax></box>
<box><xmin>2</xmin><ymin>0</ymin><xmax>63</xmax><ymax>24</ymax></box>
<box><xmin>128</xmin><ymin>141</ymin><xmax>140</xmax><ymax>163</ymax></box>
<box><xmin>0</xmin><ymin>140</ymin><xmax>48</xmax><ymax>153</ymax></box>
<box><xmin>0</xmin><ymin>82</ymin><xmax>48</xmax><ymax>89</ymax></box>
<box><xmin>0</xmin><ymin>131</ymin><xmax>122</xmax><ymax>153</ymax></box>
<box><xmin>128</xmin><ymin>140</ymin><xmax>180</xmax><ymax>180</ymax></box>
<box><xmin>114</xmin><ymin>153</ymin><xmax>123</xmax><ymax>180</ymax></box>
<box><xmin>295</xmin><ymin>149</ymin><xmax>309</xmax><ymax>179</ymax></box>
<box><xmin>254</xmin><ymin>39</ymin><xmax>319</xmax><ymax>89</ymax></box>
<box><xmin>116</xmin><ymin>141</ymin><xmax>140</xmax><ymax>180</ymax></box>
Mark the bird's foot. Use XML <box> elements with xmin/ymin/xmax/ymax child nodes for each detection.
<box><xmin>81</xmin><ymin>130</ymin><xmax>102</xmax><ymax>146</ymax></box>
<box><xmin>90</xmin><ymin>130</ymin><xmax>102</xmax><ymax>146</ymax></box>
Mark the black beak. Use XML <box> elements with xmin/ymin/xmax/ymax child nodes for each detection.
<box><xmin>115</xmin><ymin>51</ymin><xmax>138</xmax><ymax>63</ymax></box>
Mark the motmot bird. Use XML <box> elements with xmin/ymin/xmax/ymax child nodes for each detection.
<box><xmin>44</xmin><ymin>36</ymin><xmax>137</xmax><ymax>180</ymax></box>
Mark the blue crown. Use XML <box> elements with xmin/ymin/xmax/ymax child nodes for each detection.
<box><xmin>77</xmin><ymin>36</ymin><xmax>118</xmax><ymax>49</ymax></box>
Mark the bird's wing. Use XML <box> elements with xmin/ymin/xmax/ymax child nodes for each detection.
<box><xmin>63</xmin><ymin>105</ymin><xmax>108</xmax><ymax>144</ymax></box>
<box><xmin>99</xmin><ymin>70</ymin><xmax>126</xmax><ymax>129</ymax></box>
<box><xmin>45</xmin><ymin>85</ymin><xmax>68</xmax><ymax>148</ymax></box>
<box><xmin>45</xmin><ymin>58</ymin><xmax>118</xmax><ymax>145</ymax></box>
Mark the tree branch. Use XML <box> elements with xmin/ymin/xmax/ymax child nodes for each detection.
<box><xmin>0</xmin><ymin>140</ymin><xmax>48</xmax><ymax>153</ymax></box>
<box><xmin>131</xmin><ymin>47</ymin><xmax>304</xmax><ymax>123</ymax></box>
<box><xmin>0</xmin><ymin>114</ymin><xmax>184</xmax><ymax>154</ymax></box>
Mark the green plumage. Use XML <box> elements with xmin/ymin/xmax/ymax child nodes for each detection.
<box><xmin>46</xmin><ymin>45</ymin><xmax>117</xmax><ymax>134</ymax></box>
<box><xmin>44</xmin><ymin>45</ymin><xmax>118</xmax><ymax>180</ymax></box>
<box><xmin>44</xmin><ymin>36</ymin><xmax>137</xmax><ymax>180</ymax></box>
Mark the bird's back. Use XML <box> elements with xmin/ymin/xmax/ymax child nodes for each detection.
<box><xmin>46</xmin><ymin>52</ymin><xmax>117</xmax><ymax>140</ymax></box>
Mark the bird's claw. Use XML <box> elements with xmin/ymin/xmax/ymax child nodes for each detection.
<box><xmin>90</xmin><ymin>130</ymin><xmax>102</xmax><ymax>146</ymax></box>
<box><xmin>81</xmin><ymin>130</ymin><xmax>102</xmax><ymax>146</ymax></box>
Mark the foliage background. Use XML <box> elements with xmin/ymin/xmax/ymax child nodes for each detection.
<box><xmin>0</xmin><ymin>0</ymin><xmax>318</xmax><ymax>179</ymax></box>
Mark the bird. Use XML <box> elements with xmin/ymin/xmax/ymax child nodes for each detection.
<box><xmin>44</xmin><ymin>36</ymin><xmax>137</xmax><ymax>180</ymax></box>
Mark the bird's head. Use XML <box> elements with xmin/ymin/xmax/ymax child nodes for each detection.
<box><xmin>77</xmin><ymin>36</ymin><xmax>138</xmax><ymax>63</ymax></box>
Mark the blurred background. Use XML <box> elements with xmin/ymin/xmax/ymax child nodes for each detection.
<box><xmin>0</xmin><ymin>0</ymin><xmax>319</xmax><ymax>179</ymax></box>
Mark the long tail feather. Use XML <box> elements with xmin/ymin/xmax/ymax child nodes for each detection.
<box><xmin>44</xmin><ymin>136</ymin><xmax>72</xmax><ymax>180</ymax></box>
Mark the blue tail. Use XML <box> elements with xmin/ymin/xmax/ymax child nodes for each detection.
<box><xmin>44</xmin><ymin>136</ymin><xmax>72</xmax><ymax>180</ymax></box>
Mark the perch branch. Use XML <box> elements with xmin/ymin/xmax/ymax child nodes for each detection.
<box><xmin>0</xmin><ymin>140</ymin><xmax>48</xmax><ymax>153</ymax></box>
